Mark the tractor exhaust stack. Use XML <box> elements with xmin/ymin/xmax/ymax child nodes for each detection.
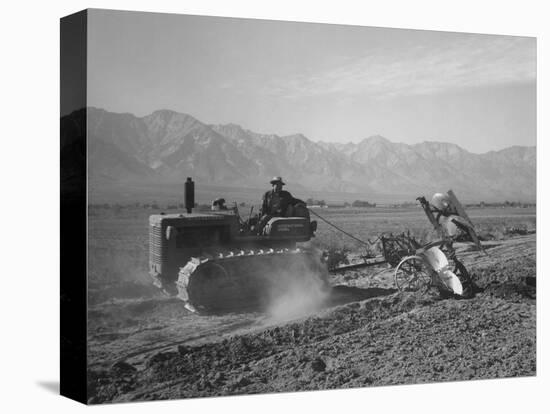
<box><xmin>184</xmin><ymin>177</ymin><xmax>194</xmax><ymax>214</ymax></box>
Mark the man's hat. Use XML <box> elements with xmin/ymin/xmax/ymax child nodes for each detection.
<box><xmin>269</xmin><ymin>176</ymin><xmax>285</xmax><ymax>185</ymax></box>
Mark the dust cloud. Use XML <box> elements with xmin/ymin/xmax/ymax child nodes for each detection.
<box><xmin>265</xmin><ymin>253</ymin><xmax>330</xmax><ymax>322</ymax></box>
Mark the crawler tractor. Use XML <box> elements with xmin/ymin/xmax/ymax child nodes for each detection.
<box><xmin>149</xmin><ymin>178</ymin><xmax>327</xmax><ymax>312</ymax></box>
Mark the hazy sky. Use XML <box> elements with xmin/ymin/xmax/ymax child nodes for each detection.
<box><xmin>87</xmin><ymin>9</ymin><xmax>536</xmax><ymax>153</ymax></box>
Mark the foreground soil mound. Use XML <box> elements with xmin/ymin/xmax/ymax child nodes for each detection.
<box><xmin>87</xmin><ymin>235</ymin><xmax>536</xmax><ymax>404</ymax></box>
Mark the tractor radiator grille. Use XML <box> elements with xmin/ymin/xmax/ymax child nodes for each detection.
<box><xmin>149</xmin><ymin>225</ymin><xmax>166</xmax><ymax>267</ymax></box>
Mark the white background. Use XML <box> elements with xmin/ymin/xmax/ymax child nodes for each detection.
<box><xmin>0</xmin><ymin>0</ymin><xmax>546</xmax><ymax>412</ymax></box>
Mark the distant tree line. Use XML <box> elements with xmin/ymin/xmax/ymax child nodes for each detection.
<box><xmin>88</xmin><ymin>199</ymin><xmax>534</xmax><ymax>212</ymax></box>
<box><xmin>470</xmin><ymin>201</ymin><xmax>535</xmax><ymax>208</ymax></box>
<box><xmin>88</xmin><ymin>201</ymin><xmax>239</xmax><ymax>212</ymax></box>
<box><xmin>351</xmin><ymin>200</ymin><xmax>377</xmax><ymax>208</ymax></box>
<box><xmin>306</xmin><ymin>198</ymin><xmax>326</xmax><ymax>207</ymax></box>
<box><xmin>89</xmin><ymin>201</ymin><xmax>181</xmax><ymax>210</ymax></box>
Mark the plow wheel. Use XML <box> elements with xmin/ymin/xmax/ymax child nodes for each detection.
<box><xmin>394</xmin><ymin>255</ymin><xmax>431</xmax><ymax>292</ymax></box>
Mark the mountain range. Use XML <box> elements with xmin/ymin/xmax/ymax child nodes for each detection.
<box><xmin>62</xmin><ymin>107</ymin><xmax>536</xmax><ymax>202</ymax></box>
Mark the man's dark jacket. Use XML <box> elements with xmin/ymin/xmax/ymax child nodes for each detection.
<box><xmin>260</xmin><ymin>190</ymin><xmax>303</xmax><ymax>217</ymax></box>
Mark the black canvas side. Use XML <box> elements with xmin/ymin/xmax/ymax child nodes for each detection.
<box><xmin>60</xmin><ymin>9</ymin><xmax>88</xmax><ymax>404</ymax></box>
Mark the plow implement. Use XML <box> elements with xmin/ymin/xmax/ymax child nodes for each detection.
<box><xmin>319</xmin><ymin>190</ymin><xmax>483</xmax><ymax>298</ymax></box>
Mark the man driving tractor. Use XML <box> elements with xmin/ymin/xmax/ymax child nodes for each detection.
<box><xmin>257</xmin><ymin>176</ymin><xmax>307</xmax><ymax>234</ymax></box>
